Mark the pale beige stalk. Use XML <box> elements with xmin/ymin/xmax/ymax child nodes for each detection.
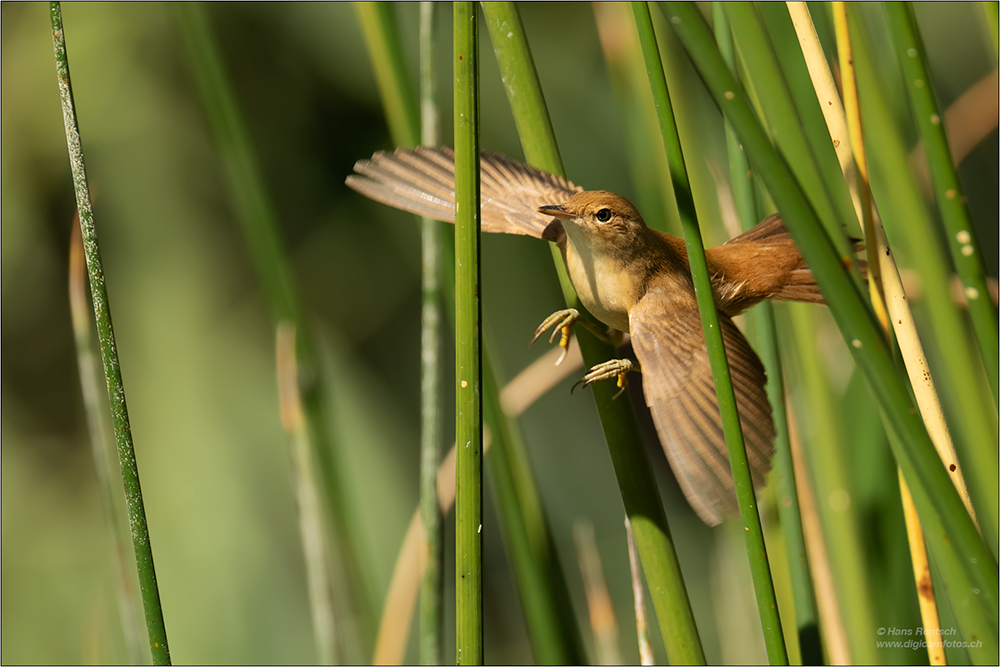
<box><xmin>791</xmin><ymin>4</ymin><xmax>979</xmax><ymax>663</ymax></box>
<box><xmin>787</xmin><ymin>406</ymin><xmax>850</xmax><ymax>665</ymax></box>
<box><xmin>625</xmin><ymin>517</ymin><xmax>655</xmax><ymax>665</ymax></box>
<box><xmin>574</xmin><ymin>520</ymin><xmax>622</xmax><ymax>665</ymax></box>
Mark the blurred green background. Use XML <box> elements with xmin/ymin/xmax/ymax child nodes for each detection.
<box><xmin>2</xmin><ymin>2</ymin><xmax>996</xmax><ymax>664</ymax></box>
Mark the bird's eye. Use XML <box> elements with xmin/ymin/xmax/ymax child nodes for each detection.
<box><xmin>595</xmin><ymin>208</ymin><xmax>612</xmax><ymax>222</ymax></box>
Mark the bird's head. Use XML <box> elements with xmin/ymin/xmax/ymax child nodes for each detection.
<box><xmin>538</xmin><ymin>191</ymin><xmax>648</xmax><ymax>252</ymax></box>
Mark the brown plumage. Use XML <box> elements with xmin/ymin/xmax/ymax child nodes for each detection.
<box><xmin>347</xmin><ymin>147</ymin><xmax>825</xmax><ymax>526</ymax></box>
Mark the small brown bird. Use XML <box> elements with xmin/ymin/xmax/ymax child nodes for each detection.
<box><xmin>347</xmin><ymin>147</ymin><xmax>823</xmax><ymax>526</ymax></box>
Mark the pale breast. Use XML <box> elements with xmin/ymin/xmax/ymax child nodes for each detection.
<box><xmin>564</xmin><ymin>239</ymin><xmax>633</xmax><ymax>333</ymax></box>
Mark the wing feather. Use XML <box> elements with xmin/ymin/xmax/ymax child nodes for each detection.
<box><xmin>629</xmin><ymin>298</ymin><xmax>775</xmax><ymax>525</ymax></box>
<box><xmin>346</xmin><ymin>147</ymin><xmax>582</xmax><ymax>239</ymax></box>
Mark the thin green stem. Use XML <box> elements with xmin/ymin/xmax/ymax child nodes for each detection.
<box><xmin>884</xmin><ymin>2</ymin><xmax>999</xmax><ymax>403</ymax></box>
<box><xmin>356</xmin><ymin>5</ymin><xmax>582</xmax><ymax>661</ymax></box>
<box><xmin>721</xmin><ymin>2</ymin><xmax>856</xmax><ymax>262</ymax></box>
<box><xmin>482</xmin><ymin>3</ymin><xmax>706</xmax><ymax>663</ymax></box>
<box><xmin>50</xmin><ymin>3</ymin><xmax>170</xmax><ymax>663</ymax></box>
<box><xmin>848</xmin><ymin>5</ymin><xmax>999</xmax><ymax>555</ymax></box>
<box><xmin>418</xmin><ymin>4</ymin><xmax>443</xmax><ymax>665</ymax></box>
<box><xmin>69</xmin><ymin>216</ymin><xmax>147</xmax><ymax>665</ymax></box>
<box><xmin>173</xmin><ymin>5</ymin><xmax>374</xmax><ymax>658</ymax></box>
<box><xmin>663</xmin><ymin>0</ymin><xmax>998</xmax><ymax>627</ymax></box>
<box><xmin>454</xmin><ymin>3</ymin><xmax>483</xmax><ymax>663</ymax></box>
<box><xmin>713</xmin><ymin>6</ymin><xmax>822</xmax><ymax>663</ymax></box>
<box><xmin>633</xmin><ymin>3</ymin><xmax>787</xmax><ymax>663</ymax></box>
<box><xmin>986</xmin><ymin>2</ymin><xmax>999</xmax><ymax>58</ymax></box>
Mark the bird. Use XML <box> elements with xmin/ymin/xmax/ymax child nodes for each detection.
<box><xmin>346</xmin><ymin>146</ymin><xmax>824</xmax><ymax>526</ymax></box>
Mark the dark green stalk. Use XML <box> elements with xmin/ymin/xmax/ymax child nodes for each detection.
<box><xmin>713</xmin><ymin>7</ymin><xmax>822</xmax><ymax>663</ymax></box>
<box><xmin>481</xmin><ymin>3</ymin><xmax>706</xmax><ymax>663</ymax></box>
<box><xmin>173</xmin><ymin>4</ymin><xmax>374</xmax><ymax>658</ymax></box>
<box><xmin>884</xmin><ymin>2</ymin><xmax>999</xmax><ymax>403</ymax></box>
<box><xmin>721</xmin><ymin>2</ymin><xmax>856</xmax><ymax>261</ymax></box>
<box><xmin>69</xmin><ymin>217</ymin><xmax>147</xmax><ymax>665</ymax></box>
<box><xmin>890</xmin><ymin>424</ymin><xmax>1000</xmax><ymax>664</ymax></box>
<box><xmin>50</xmin><ymin>3</ymin><xmax>170</xmax><ymax>663</ymax></box>
<box><xmin>482</xmin><ymin>335</ymin><xmax>586</xmax><ymax>664</ymax></box>
<box><xmin>849</xmin><ymin>7</ymin><xmax>999</xmax><ymax>553</ymax></box>
<box><xmin>454</xmin><ymin>4</ymin><xmax>483</xmax><ymax>663</ymax></box>
<box><xmin>633</xmin><ymin>4</ymin><xmax>787</xmax><ymax>663</ymax></box>
<box><xmin>355</xmin><ymin>5</ymin><xmax>583</xmax><ymax>661</ymax></box>
<box><xmin>663</xmin><ymin>0</ymin><xmax>998</xmax><ymax>625</ymax></box>
<box><xmin>418</xmin><ymin>3</ymin><xmax>443</xmax><ymax>664</ymax></box>
<box><xmin>987</xmin><ymin>2</ymin><xmax>1000</xmax><ymax>55</ymax></box>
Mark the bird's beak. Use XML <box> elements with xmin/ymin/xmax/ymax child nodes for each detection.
<box><xmin>538</xmin><ymin>204</ymin><xmax>573</xmax><ymax>219</ymax></box>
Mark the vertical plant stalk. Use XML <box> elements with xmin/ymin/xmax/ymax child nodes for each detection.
<box><xmin>355</xmin><ymin>5</ymin><xmax>583</xmax><ymax>662</ymax></box>
<box><xmin>70</xmin><ymin>215</ymin><xmax>147</xmax><ymax>665</ymax></box>
<box><xmin>573</xmin><ymin>521</ymin><xmax>621</xmax><ymax>666</ymax></box>
<box><xmin>848</xmin><ymin>13</ymin><xmax>999</xmax><ymax>553</ymax></box>
<box><xmin>625</xmin><ymin>517</ymin><xmax>655</xmax><ymax>666</ymax></box>
<box><xmin>50</xmin><ymin>3</ymin><xmax>170</xmax><ymax>663</ymax></box>
<box><xmin>631</xmin><ymin>3</ymin><xmax>788</xmax><ymax>664</ymax></box>
<box><xmin>173</xmin><ymin>5</ymin><xmax>374</xmax><ymax>657</ymax></box>
<box><xmin>454</xmin><ymin>3</ymin><xmax>483</xmax><ymax>663</ymax></box>
<box><xmin>276</xmin><ymin>323</ymin><xmax>338</xmax><ymax>665</ymax></box>
<box><xmin>480</xmin><ymin>5</ymin><xmax>706</xmax><ymax>662</ymax></box>
<box><xmin>661</xmin><ymin>0</ymin><xmax>998</xmax><ymax>619</ymax></box>
<box><xmin>830</xmin><ymin>7</ymin><xmax>965</xmax><ymax>662</ymax></box>
<box><xmin>987</xmin><ymin>2</ymin><xmax>999</xmax><ymax>55</ymax></box>
<box><xmin>898</xmin><ymin>470</ymin><xmax>946</xmax><ymax>665</ymax></box>
<box><xmin>786</xmin><ymin>407</ymin><xmax>850</xmax><ymax>665</ymax></box>
<box><xmin>418</xmin><ymin>3</ymin><xmax>443</xmax><ymax>664</ymax></box>
<box><xmin>373</xmin><ymin>343</ymin><xmax>585</xmax><ymax>664</ymax></box>
<box><xmin>715</xmin><ymin>6</ymin><xmax>822</xmax><ymax>664</ymax></box>
<box><xmin>884</xmin><ymin>3</ymin><xmax>999</xmax><ymax>402</ymax></box>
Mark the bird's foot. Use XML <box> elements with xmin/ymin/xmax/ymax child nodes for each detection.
<box><xmin>573</xmin><ymin>358</ymin><xmax>639</xmax><ymax>399</ymax></box>
<box><xmin>530</xmin><ymin>308</ymin><xmax>580</xmax><ymax>366</ymax></box>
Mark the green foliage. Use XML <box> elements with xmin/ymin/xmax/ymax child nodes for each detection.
<box><xmin>5</xmin><ymin>2</ymin><xmax>997</xmax><ymax>664</ymax></box>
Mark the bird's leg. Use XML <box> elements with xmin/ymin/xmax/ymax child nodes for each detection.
<box><xmin>574</xmin><ymin>358</ymin><xmax>640</xmax><ymax>399</ymax></box>
<box><xmin>530</xmin><ymin>308</ymin><xmax>620</xmax><ymax>365</ymax></box>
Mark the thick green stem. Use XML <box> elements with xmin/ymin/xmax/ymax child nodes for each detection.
<box><xmin>482</xmin><ymin>3</ymin><xmax>706</xmax><ymax>663</ymax></box>
<box><xmin>714</xmin><ymin>5</ymin><xmax>822</xmax><ymax>663</ymax></box>
<box><xmin>454</xmin><ymin>3</ymin><xmax>483</xmax><ymax>663</ymax></box>
<box><xmin>633</xmin><ymin>3</ymin><xmax>787</xmax><ymax>663</ymax></box>
<box><xmin>662</xmin><ymin>0</ymin><xmax>998</xmax><ymax>627</ymax></box>
<box><xmin>50</xmin><ymin>3</ymin><xmax>170</xmax><ymax>663</ymax></box>
<box><xmin>884</xmin><ymin>2</ymin><xmax>999</xmax><ymax>403</ymax></box>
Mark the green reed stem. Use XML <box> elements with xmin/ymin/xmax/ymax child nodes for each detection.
<box><xmin>721</xmin><ymin>2</ymin><xmax>856</xmax><ymax>262</ymax></box>
<box><xmin>50</xmin><ymin>3</ymin><xmax>170</xmax><ymax>663</ymax></box>
<box><xmin>884</xmin><ymin>2</ymin><xmax>999</xmax><ymax>403</ymax></box>
<box><xmin>633</xmin><ymin>4</ymin><xmax>788</xmax><ymax>663</ymax></box>
<box><xmin>454</xmin><ymin>4</ymin><xmax>483</xmax><ymax>663</ymax></box>
<box><xmin>482</xmin><ymin>3</ymin><xmax>706</xmax><ymax>663</ymax></box>
<box><xmin>418</xmin><ymin>4</ymin><xmax>444</xmax><ymax>665</ymax></box>
<box><xmin>69</xmin><ymin>216</ymin><xmax>148</xmax><ymax>665</ymax></box>
<box><xmin>848</xmin><ymin>6</ymin><xmax>999</xmax><ymax>554</ymax></box>
<box><xmin>356</xmin><ymin>5</ymin><xmax>582</xmax><ymax>661</ymax></box>
<box><xmin>662</xmin><ymin>0</ymin><xmax>998</xmax><ymax>627</ymax></box>
<box><xmin>713</xmin><ymin>7</ymin><xmax>822</xmax><ymax>663</ymax></box>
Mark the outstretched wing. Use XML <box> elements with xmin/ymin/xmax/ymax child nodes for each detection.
<box><xmin>628</xmin><ymin>294</ymin><xmax>775</xmax><ymax>526</ymax></box>
<box><xmin>346</xmin><ymin>147</ymin><xmax>582</xmax><ymax>240</ymax></box>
